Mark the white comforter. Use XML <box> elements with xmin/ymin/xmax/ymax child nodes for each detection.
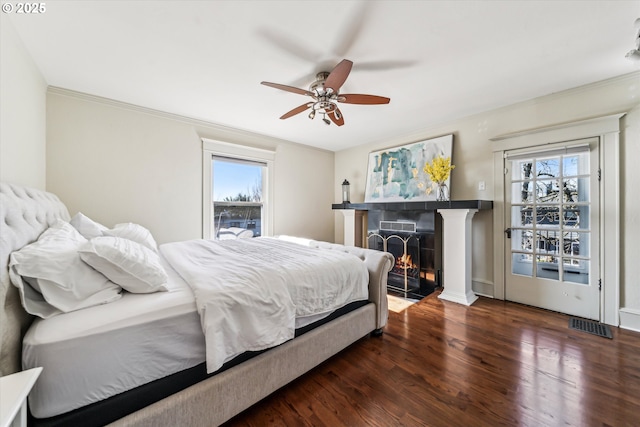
<box><xmin>160</xmin><ymin>237</ymin><xmax>369</xmax><ymax>373</ymax></box>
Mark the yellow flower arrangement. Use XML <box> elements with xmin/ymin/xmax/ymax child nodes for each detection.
<box><xmin>424</xmin><ymin>156</ymin><xmax>455</xmax><ymax>184</ymax></box>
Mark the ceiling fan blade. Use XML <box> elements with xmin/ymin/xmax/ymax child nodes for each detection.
<box><xmin>261</xmin><ymin>81</ymin><xmax>314</xmax><ymax>97</ymax></box>
<box><xmin>328</xmin><ymin>108</ymin><xmax>345</xmax><ymax>126</ymax></box>
<box><xmin>280</xmin><ymin>103</ymin><xmax>312</xmax><ymax>120</ymax></box>
<box><xmin>324</xmin><ymin>59</ymin><xmax>353</xmax><ymax>93</ymax></box>
<box><xmin>338</xmin><ymin>94</ymin><xmax>390</xmax><ymax>105</ymax></box>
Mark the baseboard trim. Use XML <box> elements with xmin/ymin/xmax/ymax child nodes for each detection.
<box><xmin>619</xmin><ymin>308</ymin><xmax>640</xmax><ymax>333</ymax></box>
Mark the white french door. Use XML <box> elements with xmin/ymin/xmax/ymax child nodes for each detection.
<box><xmin>504</xmin><ymin>138</ymin><xmax>600</xmax><ymax>320</ymax></box>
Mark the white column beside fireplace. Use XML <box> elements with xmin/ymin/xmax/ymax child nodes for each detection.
<box><xmin>437</xmin><ymin>208</ymin><xmax>479</xmax><ymax>306</ymax></box>
<box><xmin>338</xmin><ymin>209</ymin><xmax>367</xmax><ymax>247</ymax></box>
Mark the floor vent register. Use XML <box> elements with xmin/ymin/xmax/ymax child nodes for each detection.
<box><xmin>569</xmin><ymin>317</ymin><xmax>613</xmax><ymax>339</ymax></box>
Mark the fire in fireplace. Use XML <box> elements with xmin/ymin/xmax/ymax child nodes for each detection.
<box><xmin>395</xmin><ymin>253</ymin><xmax>418</xmax><ymax>272</ymax></box>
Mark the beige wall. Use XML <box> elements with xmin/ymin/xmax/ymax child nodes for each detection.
<box><xmin>46</xmin><ymin>90</ymin><xmax>335</xmax><ymax>245</ymax></box>
<box><xmin>0</xmin><ymin>15</ymin><xmax>47</xmax><ymax>189</ymax></box>
<box><xmin>335</xmin><ymin>72</ymin><xmax>640</xmax><ymax>319</ymax></box>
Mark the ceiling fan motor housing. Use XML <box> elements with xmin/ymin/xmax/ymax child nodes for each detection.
<box><xmin>309</xmin><ymin>72</ymin><xmax>331</xmax><ymax>94</ymax></box>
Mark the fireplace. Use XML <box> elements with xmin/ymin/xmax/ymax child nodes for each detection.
<box><xmin>332</xmin><ymin>199</ymin><xmax>492</xmax><ymax>304</ymax></box>
<box><xmin>367</xmin><ymin>210</ymin><xmax>442</xmax><ymax>298</ymax></box>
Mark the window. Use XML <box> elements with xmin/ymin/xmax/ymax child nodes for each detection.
<box><xmin>212</xmin><ymin>157</ymin><xmax>264</xmax><ymax>238</ymax></box>
<box><xmin>202</xmin><ymin>139</ymin><xmax>274</xmax><ymax>240</ymax></box>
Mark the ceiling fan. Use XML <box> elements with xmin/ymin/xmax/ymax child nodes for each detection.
<box><xmin>261</xmin><ymin>59</ymin><xmax>390</xmax><ymax>126</ymax></box>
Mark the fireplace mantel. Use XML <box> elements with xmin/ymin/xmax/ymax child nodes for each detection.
<box><xmin>332</xmin><ymin>200</ymin><xmax>493</xmax><ymax>212</ymax></box>
<box><xmin>333</xmin><ymin>199</ymin><xmax>493</xmax><ymax>306</ymax></box>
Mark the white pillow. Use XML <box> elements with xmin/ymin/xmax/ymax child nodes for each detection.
<box><xmin>70</xmin><ymin>212</ymin><xmax>108</xmax><ymax>239</ymax></box>
<box><xmin>105</xmin><ymin>223</ymin><xmax>158</xmax><ymax>252</ymax></box>
<box><xmin>79</xmin><ymin>236</ymin><xmax>169</xmax><ymax>294</ymax></box>
<box><xmin>9</xmin><ymin>220</ymin><xmax>122</xmax><ymax>318</ymax></box>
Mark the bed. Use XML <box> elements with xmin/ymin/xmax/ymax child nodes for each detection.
<box><xmin>0</xmin><ymin>182</ymin><xmax>393</xmax><ymax>426</ymax></box>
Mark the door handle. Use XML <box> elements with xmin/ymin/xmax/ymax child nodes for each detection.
<box><xmin>505</xmin><ymin>228</ymin><xmax>512</xmax><ymax>239</ymax></box>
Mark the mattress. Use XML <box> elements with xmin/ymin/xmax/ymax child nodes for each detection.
<box><xmin>23</xmin><ymin>256</ymin><xmax>205</xmax><ymax>419</ymax></box>
<box><xmin>23</xmin><ymin>253</ymin><xmax>355</xmax><ymax>419</ymax></box>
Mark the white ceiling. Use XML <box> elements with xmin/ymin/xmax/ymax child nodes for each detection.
<box><xmin>8</xmin><ymin>1</ymin><xmax>640</xmax><ymax>151</ymax></box>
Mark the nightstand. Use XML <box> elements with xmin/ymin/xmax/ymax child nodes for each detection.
<box><xmin>0</xmin><ymin>367</ymin><xmax>42</xmax><ymax>427</ymax></box>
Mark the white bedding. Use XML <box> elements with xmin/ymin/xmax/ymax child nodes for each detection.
<box><xmin>23</xmin><ymin>237</ymin><xmax>369</xmax><ymax>418</ymax></box>
<box><xmin>160</xmin><ymin>237</ymin><xmax>369</xmax><ymax>373</ymax></box>
<box><xmin>23</xmin><ymin>256</ymin><xmax>205</xmax><ymax>419</ymax></box>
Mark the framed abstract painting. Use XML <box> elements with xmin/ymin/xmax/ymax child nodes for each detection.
<box><xmin>364</xmin><ymin>134</ymin><xmax>453</xmax><ymax>202</ymax></box>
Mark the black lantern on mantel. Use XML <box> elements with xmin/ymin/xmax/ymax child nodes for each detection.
<box><xmin>341</xmin><ymin>179</ymin><xmax>350</xmax><ymax>204</ymax></box>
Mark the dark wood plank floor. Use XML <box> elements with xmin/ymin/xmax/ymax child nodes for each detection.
<box><xmin>224</xmin><ymin>291</ymin><xmax>640</xmax><ymax>426</ymax></box>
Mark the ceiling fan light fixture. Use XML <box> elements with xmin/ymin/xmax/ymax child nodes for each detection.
<box><xmin>322</xmin><ymin>116</ymin><xmax>331</xmax><ymax>125</ymax></box>
<box><xmin>308</xmin><ymin>110</ymin><xmax>316</xmax><ymax>119</ymax></box>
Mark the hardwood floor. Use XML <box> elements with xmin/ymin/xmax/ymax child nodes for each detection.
<box><xmin>223</xmin><ymin>291</ymin><xmax>640</xmax><ymax>426</ymax></box>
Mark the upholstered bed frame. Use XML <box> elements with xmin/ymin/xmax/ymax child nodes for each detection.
<box><xmin>0</xmin><ymin>182</ymin><xmax>393</xmax><ymax>426</ymax></box>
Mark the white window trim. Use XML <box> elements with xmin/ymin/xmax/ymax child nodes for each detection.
<box><xmin>202</xmin><ymin>138</ymin><xmax>275</xmax><ymax>239</ymax></box>
<box><xmin>491</xmin><ymin>113</ymin><xmax>623</xmax><ymax>326</ymax></box>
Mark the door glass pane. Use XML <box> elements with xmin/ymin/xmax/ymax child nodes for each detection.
<box><xmin>512</xmin><ymin>229</ymin><xmax>534</xmax><ymax>253</ymax></box>
<box><xmin>563</xmin><ymin>207</ymin><xmax>579</xmax><ymax>228</ymax></box>
<box><xmin>522</xmin><ymin>188</ymin><xmax>534</xmax><ymax>204</ymax></box>
<box><xmin>512</xmin><ymin>253</ymin><xmax>533</xmax><ymax>277</ymax></box>
<box><xmin>511</xmin><ymin>205</ymin><xmax>533</xmax><ymax>227</ymax></box>
<box><xmin>535</xmin><ymin>206</ymin><xmax>560</xmax><ymax>228</ymax></box>
<box><xmin>563</xmin><ymin>156</ymin><xmax>578</xmax><ymax>176</ymax></box>
<box><xmin>535</xmin><ymin>179</ymin><xmax>561</xmax><ymax>203</ymax></box>
<box><xmin>536</xmin><ymin>230</ymin><xmax>560</xmax><ymax>255</ymax></box>
<box><xmin>563</xmin><ymin>258</ymin><xmax>589</xmax><ymax>285</ymax></box>
<box><xmin>563</xmin><ymin>155</ymin><xmax>588</xmax><ymax>176</ymax></box>
<box><xmin>563</xmin><ymin>205</ymin><xmax>589</xmax><ymax>229</ymax></box>
<box><xmin>562</xmin><ymin>177</ymin><xmax>578</xmax><ymax>202</ymax></box>
<box><xmin>563</xmin><ymin>231</ymin><xmax>589</xmax><ymax>257</ymax></box>
<box><xmin>512</xmin><ymin>181</ymin><xmax>534</xmax><ymax>203</ymax></box>
<box><xmin>514</xmin><ymin>161</ymin><xmax>534</xmax><ymax>180</ymax></box>
<box><xmin>536</xmin><ymin>158</ymin><xmax>560</xmax><ymax>178</ymax></box>
<box><xmin>563</xmin><ymin>177</ymin><xmax>590</xmax><ymax>202</ymax></box>
<box><xmin>536</xmin><ymin>255</ymin><xmax>559</xmax><ymax>280</ymax></box>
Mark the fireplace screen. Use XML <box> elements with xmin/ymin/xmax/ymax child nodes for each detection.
<box><xmin>369</xmin><ymin>232</ymin><xmax>421</xmax><ymax>294</ymax></box>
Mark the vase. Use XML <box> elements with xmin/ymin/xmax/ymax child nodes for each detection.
<box><xmin>436</xmin><ymin>182</ymin><xmax>449</xmax><ymax>202</ymax></box>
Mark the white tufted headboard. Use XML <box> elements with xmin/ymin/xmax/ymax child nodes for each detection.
<box><xmin>0</xmin><ymin>182</ymin><xmax>70</xmax><ymax>375</ymax></box>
